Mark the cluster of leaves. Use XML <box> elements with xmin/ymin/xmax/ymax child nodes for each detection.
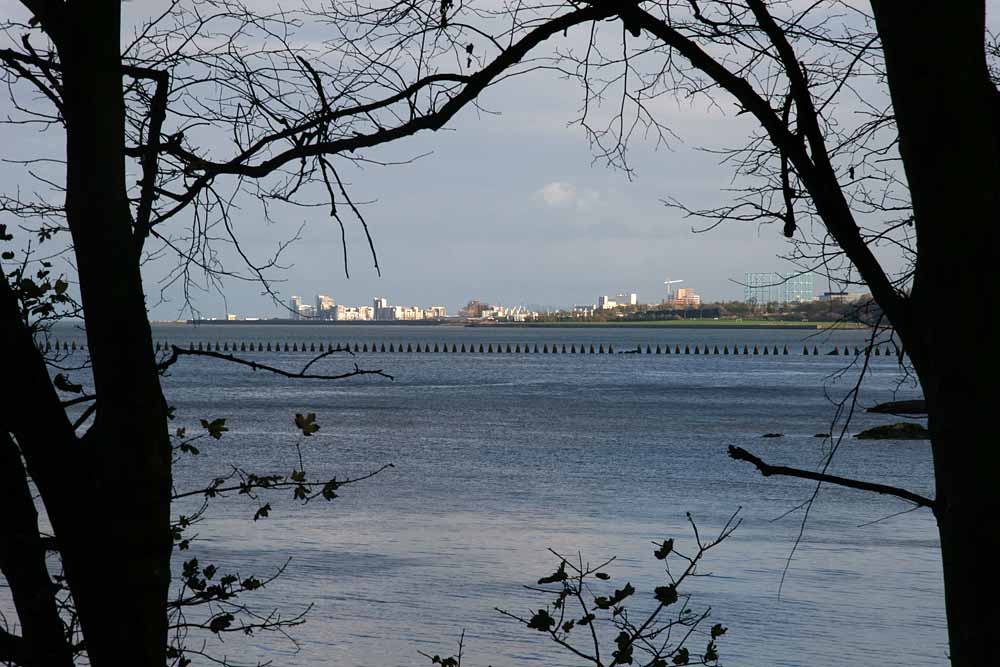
<box><xmin>164</xmin><ymin>411</ymin><xmax>392</xmax><ymax>667</ymax></box>
<box><xmin>487</xmin><ymin>510</ymin><xmax>740</xmax><ymax>667</ymax></box>
<box><xmin>2</xmin><ymin>225</ymin><xmax>80</xmax><ymax>333</ymax></box>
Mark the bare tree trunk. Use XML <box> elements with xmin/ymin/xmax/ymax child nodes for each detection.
<box><xmin>50</xmin><ymin>3</ymin><xmax>173</xmax><ymax>665</ymax></box>
<box><xmin>872</xmin><ymin>2</ymin><xmax>1000</xmax><ymax>664</ymax></box>
<box><xmin>0</xmin><ymin>433</ymin><xmax>73</xmax><ymax>667</ymax></box>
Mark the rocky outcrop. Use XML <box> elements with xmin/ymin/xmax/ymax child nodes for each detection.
<box><xmin>855</xmin><ymin>422</ymin><xmax>929</xmax><ymax>440</ymax></box>
<box><xmin>866</xmin><ymin>400</ymin><xmax>927</xmax><ymax>415</ymax></box>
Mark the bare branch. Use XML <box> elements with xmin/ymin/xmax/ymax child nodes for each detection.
<box><xmin>728</xmin><ymin>445</ymin><xmax>934</xmax><ymax>509</ymax></box>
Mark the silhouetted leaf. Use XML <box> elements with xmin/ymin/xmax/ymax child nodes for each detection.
<box><xmin>596</xmin><ymin>582</ymin><xmax>635</xmax><ymax>609</ymax></box>
<box><xmin>527</xmin><ymin>609</ymin><xmax>555</xmax><ymax>632</ymax></box>
<box><xmin>653</xmin><ymin>538</ymin><xmax>673</xmax><ymax>560</ymax></box>
<box><xmin>613</xmin><ymin>631</ymin><xmax>634</xmax><ymax>664</ymax></box>
<box><xmin>710</xmin><ymin>623</ymin><xmax>727</xmax><ymax>639</ymax></box>
<box><xmin>594</xmin><ymin>572</ymin><xmax>610</xmax><ymax>580</ymax></box>
<box><xmin>200</xmin><ymin>418</ymin><xmax>228</xmax><ymax>439</ymax></box>
<box><xmin>294</xmin><ymin>412</ymin><xmax>320</xmax><ymax>436</ymax></box>
<box><xmin>321</xmin><ymin>479</ymin><xmax>339</xmax><ymax>500</ymax></box>
<box><xmin>672</xmin><ymin>647</ymin><xmax>690</xmax><ymax>665</ymax></box>
<box><xmin>703</xmin><ymin>640</ymin><xmax>719</xmax><ymax>663</ymax></box>
<box><xmin>654</xmin><ymin>585</ymin><xmax>678</xmax><ymax>606</ymax></box>
<box><xmin>537</xmin><ymin>561</ymin><xmax>568</xmax><ymax>585</ymax></box>
<box><xmin>208</xmin><ymin>613</ymin><xmax>234</xmax><ymax>633</ymax></box>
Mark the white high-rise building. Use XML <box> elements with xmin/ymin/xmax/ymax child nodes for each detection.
<box><xmin>316</xmin><ymin>294</ymin><xmax>335</xmax><ymax>319</ymax></box>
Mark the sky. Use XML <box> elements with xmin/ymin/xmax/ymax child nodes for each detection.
<box><xmin>0</xmin><ymin>0</ymin><xmax>898</xmax><ymax>319</ymax></box>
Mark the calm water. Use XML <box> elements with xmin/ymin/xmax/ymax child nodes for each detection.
<box><xmin>39</xmin><ymin>324</ymin><xmax>947</xmax><ymax>665</ymax></box>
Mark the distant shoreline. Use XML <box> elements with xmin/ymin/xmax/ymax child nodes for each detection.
<box><xmin>479</xmin><ymin>321</ymin><xmax>863</xmax><ymax>330</ymax></box>
<box><xmin>171</xmin><ymin>318</ymin><xmax>865</xmax><ymax>331</ymax></box>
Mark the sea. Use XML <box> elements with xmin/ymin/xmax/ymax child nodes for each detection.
<box><xmin>32</xmin><ymin>323</ymin><xmax>947</xmax><ymax>666</ymax></box>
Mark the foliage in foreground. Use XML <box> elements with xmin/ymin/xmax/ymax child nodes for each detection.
<box><xmin>424</xmin><ymin>511</ymin><xmax>740</xmax><ymax>667</ymax></box>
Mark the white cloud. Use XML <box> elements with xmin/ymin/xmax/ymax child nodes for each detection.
<box><xmin>536</xmin><ymin>181</ymin><xmax>601</xmax><ymax>209</ymax></box>
<box><xmin>538</xmin><ymin>181</ymin><xmax>577</xmax><ymax>206</ymax></box>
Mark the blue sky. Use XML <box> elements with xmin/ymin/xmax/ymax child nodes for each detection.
<box><xmin>0</xmin><ymin>0</ymin><xmax>899</xmax><ymax>319</ymax></box>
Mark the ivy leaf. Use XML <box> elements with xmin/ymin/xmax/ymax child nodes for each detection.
<box><xmin>294</xmin><ymin>412</ymin><xmax>320</xmax><ymax>436</ymax></box>
<box><xmin>200</xmin><ymin>418</ymin><xmax>228</xmax><ymax>439</ymax></box>
<box><xmin>537</xmin><ymin>561</ymin><xmax>568</xmax><ymax>585</ymax></box>
<box><xmin>54</xmin><ymin>278</ymin><xmax>68</xmax><ymax>295</ymax></box>
<box><xmin>653</xmin><ymin>539</ymin><xmax>674</xmax><ymax>560</ymax></box>
<box><xmin>527</xmin><ymin>609</ymin><xmax>555</xmax><ymax>632</ymax></box>
<box><xmin>710</xmin><ymin>624</ymin><xmax>727</xmax><ymax>639</ymax></box>
<box><xmin>53</xmin><ymin>373</ymin><xmax>83</xmax><ymax>393</ymax></box>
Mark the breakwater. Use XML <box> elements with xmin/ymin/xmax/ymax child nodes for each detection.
<box><xmin>44</xmin><ymin>339</ymin><xmax>903</xmax><ymax>358</ymax></box>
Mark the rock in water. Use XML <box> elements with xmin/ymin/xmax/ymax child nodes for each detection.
<box><xmin>855</xmin><ymin>423</ymin><xmax>929</xmax><ymax>440</ymax></box>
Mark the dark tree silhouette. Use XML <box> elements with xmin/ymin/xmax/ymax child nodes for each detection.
<box><xmin>2</xmin><ymin>1</ymin><xmax>997</xmax><ymax>666</ymax></box>
<box><xmin>312</xmin><ymin>0</ymin><xmax>996</xmax><ymax>664</ymax></box>
<box><xmin>0</xmin><ymin>1</ymin><xmax>619</xmax><ymax>665</ymax></box>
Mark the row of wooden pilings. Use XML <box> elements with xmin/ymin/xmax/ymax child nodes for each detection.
<box><xmin>166</xmin><ymin>341</ymin><xmax>899</xmax><ymax>356</ymax></box>
<box><xmin>44</xmin><ymin>340</ymin><xmax>901</xmax><ymax>357</ymax></box>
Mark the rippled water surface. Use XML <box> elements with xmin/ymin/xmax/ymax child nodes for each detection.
<box><xmin>43</xmin><ymin>324</ymin><xmax>948</xmax><ymax>665</ymax></box>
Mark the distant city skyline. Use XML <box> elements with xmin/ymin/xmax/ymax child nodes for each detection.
<box><xmin>207</xmin><ymin>271</ymin><xmax>831</xmax><ymax>321</ymax></box>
